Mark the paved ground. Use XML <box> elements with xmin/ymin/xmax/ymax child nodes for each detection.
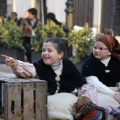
<box><xmin>0</xmin><ymin>63</ymin><xmax>13</xmax><ymax>74</ymax></box>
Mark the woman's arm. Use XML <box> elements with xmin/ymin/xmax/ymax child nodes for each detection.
<box><xmin>1</xmin><ymin>54</ymin><xmax>36</xmax><ymax>78</ymax></box>
<box><xmin>12</xmin><ymin>60</ymin><xmax>36</xmax><ymax>78</ymax></box>
<box><xmin>85</xmin><ymin>76</ymin><xmax>117</xmax><ymax>96</ymax></box>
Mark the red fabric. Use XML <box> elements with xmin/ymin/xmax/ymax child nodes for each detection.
<box><xmin>24</xmin><ymin>26</ymin><xmax>32</xmax><ymax>36</ymax></box>
<box><xmin>82</xmin><ymin>109</ymin><xmax>99</xmax><ymax>120</ymax></box>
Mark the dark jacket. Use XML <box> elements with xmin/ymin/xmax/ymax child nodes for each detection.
<box><xmin>33</xmin><ymin>58</ymin><xmax>85</xmax><ymax>95</ymax></box>
<box><xmin>26</xmin><ymin>18</ymin><xmax>39</xmax><ymax>29</ymax></box>
<box><xmin>81</xmin><ymin>54</ymin><xmax>120</xmax><ymax>87</ymax></box>
<box><xmin>19</xmin><ymin>18</ymin><xmax>39</xmax><ymax>29</ymax></box>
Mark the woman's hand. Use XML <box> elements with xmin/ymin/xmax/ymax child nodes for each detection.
<box><xmin>1</xmin><ymin>54</ymin><xmax>17</xmax><ymax>67</ymax></box>
<box><xmin>113</xmin><ymin>92</ymin><xmax>120</xmax><ymax>103</ymax></box>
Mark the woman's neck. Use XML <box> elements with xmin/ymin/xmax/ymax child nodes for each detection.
<box><xmin>51</xmin><ymin>59</ymin><xmax>62</xmax><ymax>70</ymax></box>
<box><xmin>100</xmin><ymin>56</ymin><xmax>111</xmax><ymax>66</ymax></box>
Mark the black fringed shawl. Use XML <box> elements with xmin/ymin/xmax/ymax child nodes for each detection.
<box><xmin>81</xmin><ymin>54</ymin><xmax>120</xmax><ymax>87</ymax></box>
<box><xmin>33</xmin><ymin>58</ymin><xmax>85</xmax><ymax>95</ymax></box>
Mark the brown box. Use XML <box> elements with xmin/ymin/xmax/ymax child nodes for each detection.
<box><xmin>0</xmin><ymin>74</ymin><xmax>47</xmax><ymax>120</ymax></box>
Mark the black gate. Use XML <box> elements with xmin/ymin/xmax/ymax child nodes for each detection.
<box><xmin>0</xmin><ymin>0</ymin><xmax>7</xmax><ymax>17</ymax></box>
<box><xmin>73</xmin><ymin>0</ymin><xmax>94</xmax><ymax>27</ymax></box>
<box><xmin>101</xmin><ymin>0</ymin><xmax>113</xmax><ymax>33</ymax></box>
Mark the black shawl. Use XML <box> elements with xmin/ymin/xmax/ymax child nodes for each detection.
<box><xmin>81</xmin><ymin>54</ymin><xmax>120</xmax><ymax>87</ymax></box>
<box><xmin>33</xmin><ymin>58</ymin><xmax>85</xmax><ymax>95</ymax></box>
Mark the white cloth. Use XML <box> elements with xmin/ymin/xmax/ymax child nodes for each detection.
<box><xmin>86</xmin><ymin>76</ymin><xmax>116</xmax><ymax>96</ymax></box>
<box><xmin>47</xmin><ymin>93</ymin><xmax>78</xmax><ymax>120</ymax></box>
<box><xmin>97</xmin><ymin>93</ymin><xmax>119</xmax><ymax>107</ymax></box>
<box><xmin>47</xmin><ymin>93</ymin><xmax>119</xmax><ymax>120</ymax></box>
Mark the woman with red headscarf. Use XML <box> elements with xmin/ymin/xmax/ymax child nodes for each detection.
<box><xmin>81</xmin><ymin>35</ymin><xmax>120</xmax><ymax>103</ymax></box>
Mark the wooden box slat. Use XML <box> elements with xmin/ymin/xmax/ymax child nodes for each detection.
<box><xmin>35</xmin><ymin>82</ymin><xmax>47</xmax><ymax>120</ymax></box>
<box><xmin>4</xmin><ymin>83</ymin><xmax>22</xmax><ymax>120</ymax></box>
<box><xmin>23</xmin><ymin>83</ymin><xmax>34</xmax><ymax>120</ymax></box>
<box><xmin>0</xmin><ymin>82</ymin><xmax>2</xmax><ymax>114</ymax></box>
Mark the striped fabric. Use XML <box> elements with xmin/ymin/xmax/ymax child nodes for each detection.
<box><xmin>109</xmin><ymin>106</ymin><xmax>120</xmax><ymax>120</ymax></box>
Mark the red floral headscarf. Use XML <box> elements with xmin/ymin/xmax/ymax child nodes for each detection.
<box><xmin>96</xmin><ymin>35</ymin><xmax>120</xmax><ymax>61</ymax></box>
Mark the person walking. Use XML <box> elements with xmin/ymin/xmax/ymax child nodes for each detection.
<box><xmin>21</xmin><ymin>8</ymin><xmax>40</xmax><ymax>63</ymax></box>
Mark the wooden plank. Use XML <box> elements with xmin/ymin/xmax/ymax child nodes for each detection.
<box><xmin>0</xmin><ymin>75</ymin><xmax>44</xmax><ymax>83</ymax></box>
<box><xmin>88</xmin><ymin>0</ymin><xmax>94</xmax><ymax>27</ymax></box>
<box><xmin>101</xmin><ymin>0</ymin><xmax>113</xmax><ymax>32</ymax></box>
<box><xmin>23</xmin><ymin>83</ymin><xmax>34</xmax><ymax>120</ymax></box>
<box><xmin>4</xmin><ymin>83</ymin><xmax>8</xmax><ymax>120</ymax></box>
<box><xmin>35</xmin><ymin>82</ymin><xmax>47</xmax><ymax>120</ymax></box>
<box><xmin>0</xmin><ymin>82</ymin><xmax>2</xmax><ymax>114</ymax></box>
<box><xmin>4</xmin><ymin>83</ymin><xmax>22</xmax><ymax>120</ymax></box>
<box><xmin>73</xmin><ymin>0</ymin><xmax>94</xmax><ymax>27</ymax></box>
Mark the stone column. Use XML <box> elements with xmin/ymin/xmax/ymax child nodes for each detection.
<box><xmin>65</xmin><ymin>0</ymin><xmax>74</xmax><ymax>30</ymax></box>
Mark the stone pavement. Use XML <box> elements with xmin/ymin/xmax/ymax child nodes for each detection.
<box><xmin>0</xmin><ymin>63</ymin><xmax>13</xmax><ymax>74</ymax></box>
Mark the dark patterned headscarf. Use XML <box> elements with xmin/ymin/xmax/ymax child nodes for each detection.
<box><xmin>96</xmin><ymin>35</ymin><xmax>120</xmax><ymax>61</ymax></box>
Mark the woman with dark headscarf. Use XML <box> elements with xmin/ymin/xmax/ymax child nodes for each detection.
<box><xmin>81</xmin><ymin>35</ymin><xmax>120</xmax><ymax>103</ymax></box>
<box><xmin>46</xmin><ymin>12</ymin><xmax>63</xmax><ymax>27</ymax></box>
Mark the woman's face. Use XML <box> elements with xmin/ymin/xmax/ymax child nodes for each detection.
<box><xmin>93</xmin><ymin>41</ymin><xmax>111</xmax><ymax>60</ymax></box>
<box><xmin>28</xmin><ymin>12</ymin><xmax>35</xmax><ymax>20</ymax></box>
<box><xmin>42</xmin><ymin>42</ymin><xmax>64</xmax><ymax>65</ymax></box>
<box><xmin>22</xmin><ymin>11</ymin><xmax>29</xmax><ymax>18</ymax></box>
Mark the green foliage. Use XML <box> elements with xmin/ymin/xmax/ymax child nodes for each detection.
<box><xmin>0</xmin><ymin>20</ymin><xmax>24</xmax><ymax>49</ymax></box>
<box><xmin>38</xmin><ymin>21</ymin><xmax>65</xmax><ymax>39</ymax></box>
<box><xmin>32</xmin><ymin>21</ymin><xmax>66</xmax><ymax>52</ymax></box>
<box><xmin>67</xmin><ymin>23</ymin><xmax>95</xmax><ymax>63</ymax></box>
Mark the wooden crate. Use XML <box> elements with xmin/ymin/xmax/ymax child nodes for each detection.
<box><xmin>0</xmin><ymin>74</ymin><xmax>47</xmax><ymax>120</ymax></box>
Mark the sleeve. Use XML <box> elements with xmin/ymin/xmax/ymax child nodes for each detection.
<box><xmin>11</xmin><ymin>60</ymin><xmax>37</xmax><ymax>78</ymax></box>
<box><xmin>85</xmin><ymin>76</ymin><xmax>117</xmax><ymax>96</ymax></box>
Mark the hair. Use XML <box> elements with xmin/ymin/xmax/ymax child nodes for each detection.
<box><xmin>104</xmin><ymin>29</ymin><xmax>114</xmax><ymax>36</ymax></box>
<box><xmin>44</xmin><ymin>37</ymin><xmax>68</xmax><ymax>54</ymax></box>
<box><xmin>11</xmin><ymin>12</ymin><xmax>17</xmax><ymax>16</ymax></box>
<box><xmin>46</xmin><ymin>12</ymin><xmax>62</xmax><ymax>26</ymax></box>
<box><xmin>47</xmin><ymin>12</ymin><xmax>56</xmax><ymax>21</ymax></box>
<box><xmin>28</xmin><ymin>8</ymin><xmax>37</xmax><ymax>18</ymax></box>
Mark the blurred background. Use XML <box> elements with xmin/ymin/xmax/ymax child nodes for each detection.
<box><xmin>0</xmin><ymin>0</ymin><xmax>120</xmax><ymax>35</ymax></box>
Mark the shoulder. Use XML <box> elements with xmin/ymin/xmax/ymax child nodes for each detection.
<box><xmin>109</xmin><ymin>57</ymin><xmax>120</xmax><ymax>67</ymax></box>
<box><xmin>82</xmin><ymin>54</ymin><xmax>95</xmax><ymax>68</ymax></box>
<box><xmin>63</xmin><ymin>58</ymin><xmax>80</xmax><ymax>74</ymax></box>
<box><xmin>110</xmin><ymin>57</ymin><xmax>120</xmax><ymax>63</ymax></box>
<box><xmin>81</xmin><ymin>54</ymin><xmax>99</xmax><ymax>76</ymax></box>
<box><xmin>63</xmin><ymin>58</ymin><xmax>76</xmax><ymax>67</ymax></box>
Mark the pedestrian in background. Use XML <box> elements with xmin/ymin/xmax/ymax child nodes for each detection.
<box><xmin>20</xmin><ymin>8</ymin><xmax>40</xmax><ymax>63</ymax></box>
<box><xmin>46</xmin><ymin>12</ymin><xmax>63</xmax><ymax>27</ymax></box>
